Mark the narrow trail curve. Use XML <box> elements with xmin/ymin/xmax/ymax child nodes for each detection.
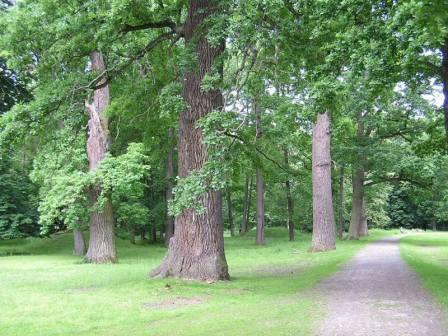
<box><xmin>314</xmin><ymin>236</ymin><xmax>447</xmax><ymax>336</ymax></box>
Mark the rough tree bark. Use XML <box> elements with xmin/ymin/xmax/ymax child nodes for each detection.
<box><xmin>348</xmin><ymin>114</ymin><xmax>368</xmax><ymax>240</ymax></box>
<box><xmin>85</xmin><ymin>51</ymin><xmax>117</xmax><ymax>264</ymax></box>
<box><xmin>240</xmin><ymin>173</ymin><xmax>250</xmax><ymax>235</ymax></box>
<box><xmin>442</xmin><ymin>39</ymin><xmax>448</xmax><ymax>135</ymax></box>
<box><xmin>73</xmin><ymin>228</ymin><xmax>86</xmax><ymax>256</ymax></box>
<box><xmin>337</xmin><ymin>164</ymin><xmax>345</xmax><ymax>239</ymax></box>
<box><xmin>150</xmin><ymin>0</ymin><xmax>229</xmax><ymax>281</ymax></box>
<box><xmin>358</xmin><ymin>199</ymin><xmax>369</xmax><ymax>236</ymax></box>
<box><xmin>226</xmin><ymin>186</ymin><xmax>235</xmax><ymax>237</ymax></box>
<box><xmin>284</xmin><ymin>148</ymin><xmax>295</xmax><ymax>241</ymax></box>
<box><xmin>311</xmin><ymin>112</ymin><xmax>336</xmax><ymax>252</ymax></box>
<box><xmin>348</xmin><ymin>165</ymin><xmax>364</xmax><ymax>240</ymax></box>
<box><xmin>255</xmin><ymin>102</ymin><xmax>265</xmax><ymax>245</ymax></box>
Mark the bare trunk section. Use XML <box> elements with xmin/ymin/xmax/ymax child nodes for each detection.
<box><xmin>348</xmin><ymin>165</ymin><xmax>364</xmax><ymax>240</ymax></box>
<box><xmin>255</xmin><ymin>168</ymin><xmax>265</xmax><ymax>245</ymax></box>
<box><xmin>226</xmin><ymin>186</ymin><xmax>235</xmax><ymax>237</ymax></box>
<box><xmin>358</xmin><ymin>199</ymin><xmax>369</xmax><ymax>236</ymax></box>
<box><xmin>130</xmin><ymin>225</ymin><xmax>136</xmax><ymax>244</ymax></box>
<box><xmin>441</xmin><ymin>39</ymin><xmax>448</xmax><ymax>135</ymax></box>
<box><xmin>284</xmin><ymin>148</ymin><xmax>295</xmax><ymax>241</ymax></box>
<box><xmin>165</xmin><ymin>128</ymin><xmax>175</xmax><ymax>247</ymax></box>
<box><xmin>337</xmin><ymin>164</ymin><xmax>345</xmax><ymax>239</ymax></box>
<box><xmin>240</xmin><ymin>173</ymin><xmax>250</xmax><ymax>235</ymax></box>
<box><xmin>151</xmin><ymin>0</ymin><xmax>229</xmax><ymax>281</ymax></box>
<box><xmin>151</xmin><ymin>223</ymin><xmax>157</xmax><ymax>243</ymax></box>
<box><xmin>348</xmin><ymin>114</ymin><xmax>367</xmax><ymax>240</ymax></box>
<box><xmin>432</xmin><ymin>219</ymin><xmax>437</xmax><ymax>231</ymax></box>
<box><xmin>255</xmin><ymin>101</ymin><xmax>265</xmax><ymax>245</ymax></box>
<box><xmin>85</xmin><ymin>51</ymin><xmax>117</xmax><ymax>264</ymax></box>
<box><xmin>311</xmin><ymin>112</ymin><xmax>336</xmax><ymax>251</ymax></box>
<box><xmin>73</xmin><ymin>229</ymin><xmax>86</xmax><ymax>256</ymax></box>
<box><xmin>247</xmin><ymin>177</ymin><xmax>253</xmax><ymax>229</ymax></box>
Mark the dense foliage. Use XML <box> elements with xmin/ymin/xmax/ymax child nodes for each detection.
<box><xmin>0</xmin><ymin>0</ymin><xmax>446</xmax><ymax>248</ymax></box>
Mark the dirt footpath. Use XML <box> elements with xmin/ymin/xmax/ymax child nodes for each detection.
<box><xmin>314</xmin><ymin>236</ymin><xmax>447</xmax><ymax>336</ymax></box>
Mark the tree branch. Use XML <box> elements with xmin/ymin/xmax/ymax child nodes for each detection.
<box><xmin>121</xmin><ymin>20</ymin><xmax>184</xmax><ymax>37</ymax></box>
<box><xmin>364</xmin><ymin>176</ymin><xmax>429</xmax><ymax>188</ymax></box>
<box><xmin>223</xmin><ymin>130</ymin><xmax>305</xmax><ymax>177</ymax></box>
<box><xmin>89</xmin><ymin>31</ymin><xmax>176</xmax><ymax>91</ymax></box>
<box><xmin>122</xmin><ymin>20</ymin><xmax>175</xmax><ymax>32</ymax></box>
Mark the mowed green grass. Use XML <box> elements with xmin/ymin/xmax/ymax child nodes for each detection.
<box><xmin>0</xmin><ymin>228</ymin><xmax>391</xmax><ymax>336</ymax></box>
<box><xmin>400</xmin><ymin>232</ymin><xmax>448</xmax><ymax>310</ymax></box>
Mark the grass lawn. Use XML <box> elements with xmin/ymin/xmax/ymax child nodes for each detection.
<box><xmin>0</xmin><ymin>228</ymin><xmax>391</xmax><ymax>336</ymax></box>
<box><xmin>400</xmin><ymin>232</ymin><xmax>448</xmax><ymax>310</ymax></box>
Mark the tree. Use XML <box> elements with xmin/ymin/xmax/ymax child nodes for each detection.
<box><xmin>311</xmin><ymin>112</ymin><xmax>336</xmax><ymax>251</ymax></box>
<box><xmin>348</xmin><ymin>119</ymin><xmax>367</xmax><ymax>240</ymax></box>
<box><xmin>254</xmin><ymin>101</ymin><xmax>266</xmax><ymax>245</ymax></box>
<box><xmin>151</xmin><ymin>0</ymin><xmax>229</xmax><ymax>281</ymax></box>
<box><xmin>337</xmin><ymin>164</ymin><xmax>345</xmax><ymax>239</ymax></box>
<box><xmin>284</xmin><ymin>148</ymin><xmax>295</xmax><ymax>241</ymax></box>
<box><xmin>84</xmin><ymin>51</ymin><xmax>117</xmax><ymax>263</ymax></box>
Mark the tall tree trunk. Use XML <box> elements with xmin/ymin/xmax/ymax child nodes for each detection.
<box><xmin>140</xmin><ymin>228</ymin><xmax>146</xmax><ymax>242</ymax></box>
<box><xmin>432</xmin><ymin>219</ymin><xmax>437</xmax><ymax>231</ymax></box>
<box><xmin>73</xmin><ymin>228</ymin><xmax>86</xmax><ymax>256</ymax></box>
<box><xmin>441</xmin><ymin>39</ymin><xmax>448</xmax><ymax>135</ymax></box>
<box><xmin>311</xmin><ymin>112</ymin><xmax>336</xmax><ymax>252</ymax></box>
<box><xmin>247</xmin><ymin>176</ymin><xmax>253</xmax><ymax>230</ymax></box>
<box><xmin>150</xmin><ymin>0</ymin><xmax>229</xmax><ymax>281</ymax></box>
<box><xmin>240</xmin><ymin>173</ymin><xmax>250</xmax><ymax>235</ymax></box>
<box><xmin>348</xmin><ymin>116</ymin><xmax>366</xmax><ymax>240</ymax></box>
<box><xmin>358</xmin><ymin>199</ymin><xmax>369</xmax><ymax>236</ymax></box>
<box><xmin>255</xmin><ymin>168</ymin><xmax>265</xmax><ymax>245</ymax></box>
<box><xmin>255</xmin><ymin>102</ymin><xmax>265</xmax><ymax>245</ymax></box>
<box><xmin>284</xmin><ymin>148</ymin><xmax>295</xmax><ymax>241</ymax></box>
<box><xmin>129</xmin><ymin>225</ymin><xmax>136</xmax><ymax>244</ymax></box>
<box><xmin>337</xmin><ymin>164</ymin><xmax>345</xmax><ymax>239</ymax></box>
<box><xmin>164</xmin><ymin>128</ymin><xmax>175</xmax><ymax>247</ymax></box>
<box><xmin>85</xmin><ymin>51</ymin><xmax>117</xmax><ymax>264</ymax></box>
<box><xmin>151</xmin><ymin>223</ymin><xmax>157</xmax><ymax>243</ymax></box>
<box><xmin>348</xmin><ymin>165</ymin><xmax>364</xmax><ymax>240</ymax></box>
<box><xmin>226</xmin><ymin>186</ymin><xmax>235</xmax><ymax>237</ymax></box>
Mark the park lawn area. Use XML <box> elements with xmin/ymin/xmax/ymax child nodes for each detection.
<box><xmin>400</xmin><ymin>232</ymin><xmax>448</xmax><ymax>310</ymax></box>
<box><xmin>0</xmin><ymin>229</ymin><xmax>391</xmax><ymax>336</ymax></box>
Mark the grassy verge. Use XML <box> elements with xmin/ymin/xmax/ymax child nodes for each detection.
<box><xmin>400</xmin><ymin>232</ymin><xmax>448</xmax><ymax>310</ymax></box>
<box><xmin>0</xmin><ymin>228</ymin><xmax>391</xmax><ymax>336</ymax></box>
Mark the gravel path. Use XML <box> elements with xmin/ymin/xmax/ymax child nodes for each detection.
<box><xmin>314</xmin><ymin>236</ymin><xmax>447</xmax><ymax>336</ymax></box>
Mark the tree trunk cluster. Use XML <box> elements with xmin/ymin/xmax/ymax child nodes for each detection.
<box><xmin>348</xmin><ymin>117</ymin><xmax>369</xmax><ymax>240</ymax></box>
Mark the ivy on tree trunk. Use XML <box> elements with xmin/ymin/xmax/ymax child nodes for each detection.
<box><xmin>151</xmin><ymin>0</ymin><xmax>229</xmax><ymax>281</ymax></box>
<box><xmin>85</xmin><ymin>51</ymin><xmax>117</xmax><ymax>264</ymax></box>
